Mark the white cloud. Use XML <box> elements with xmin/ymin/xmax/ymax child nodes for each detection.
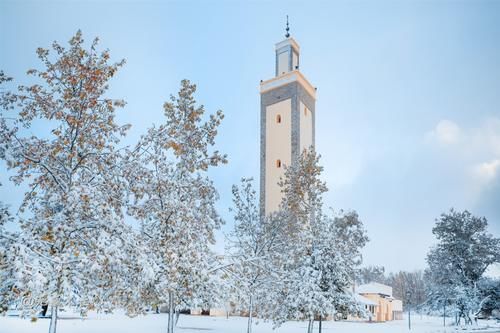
<box><xmin>473</xmin><ymin>159</ymin><xmax>500</xmax><ymax>184</ymax></box>
<box><xmin>426</xmin><ymin>119</ymin><xmax>461</xmax><ymax>145</ymax></box>
<box><xmin>427</xmin><ymin>117</ymin><xmax>500</xmax><ymax>159</ymax></box>
<box><xmin>426</xmin><ymin>117</ymin><xmax>500</xmax><ymax>201</ymax></box>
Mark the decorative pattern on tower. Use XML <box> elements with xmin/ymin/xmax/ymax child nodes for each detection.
<box><xmin>260</xmin><ymin>26</ymin><xmax>317</xmax><ymax>216</ymax></box>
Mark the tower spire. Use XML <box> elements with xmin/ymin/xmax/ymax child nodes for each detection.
<box><xmin>285</xmin><ymin>15</ymin><xmax>290</xmax><ymax>38</ymax></box>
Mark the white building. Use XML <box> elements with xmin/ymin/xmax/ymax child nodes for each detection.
<box><xmin>355</xmin><ymin>282</ymin><xmax>403</xmax><ymax>322</ymax></box>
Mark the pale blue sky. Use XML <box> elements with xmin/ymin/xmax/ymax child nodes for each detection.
<box><xmin>1</xmin><ymin>0</ymin><xmax>499</xmax><ymax>273</ymax></box>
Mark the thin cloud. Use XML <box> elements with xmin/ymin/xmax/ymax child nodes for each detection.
<box><xmin>426</xmin><ymin>117</ymin><xmax>500</xmax><ymax>198</ymax></box>
<box><xmin>426</xmin><ymin>119</ymin><xmax>461</xmax><ymax>145</ymax></box>
<box><xmin>474</xmin><ymin>159</ymin><xmax>500</xmax><ymax>185</ymax></box>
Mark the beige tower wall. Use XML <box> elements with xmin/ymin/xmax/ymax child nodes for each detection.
<box><xmin>277</xmin><ymin>52</ymin><xmax>288</xmax><ymax>76</ymax></box>
<box><xmin>299</xmin><ymin>101</ymin><xmax>313</xmax><ymax>153</ymax></box>
<box><xmin>265</xmin><ymin>98</ymin><xmax>292</xmax><ymax>213</ymax></box>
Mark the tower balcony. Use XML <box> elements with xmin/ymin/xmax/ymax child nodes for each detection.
<box><xmin>260</xmin><ymin>70</ymin><xmax>316</xmax><ymax>100</ymax></box>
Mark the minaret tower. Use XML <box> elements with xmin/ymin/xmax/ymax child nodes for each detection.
<box><xmin>260</xmin><ymin>17</ymin><xmax>316</xmax><ymax>215</ymax></box>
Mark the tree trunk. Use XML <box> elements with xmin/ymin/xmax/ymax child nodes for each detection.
<box><xmin>319</xmin><ymin>316</ymin><xmax>322</xmax><ymax>333</ymax></box>
<box><xmin>247</xmin><ymin>295</ymin><xmax>253</xmax><ymax>333</ymax></box>
<box><xmin>167</xmin><ymin>291</ymin><xmax>175</xmax><ymax>333</ymax></box>
<box><xmin>48</xmin><ymin>306</ymin><xmax>58</xmax><ymax>333</ymax></box>
<box><xmin>443</xmin><ymin>302</ymin><xmax>446</xmax><ymax>327</ymax></box>
<box><xmin>41</xmin><ymin>304</ymin><xmax>48</xmax><ymax>317</ymax></box>
<box><xmin>307</xmin><ymin>316</ymin><xmax>314</xmax><ymax>333</ymax></box>
<box><xmin>175</xmin><ymin>311</ymin><xmax>180</xmax><ymax>326</ymax></box>
<box><xmin>466</xmin><ymin>313</ymin><xmax>472</xmax><ymax>325</ymax></box>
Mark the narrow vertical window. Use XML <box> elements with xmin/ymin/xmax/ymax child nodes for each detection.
<box><xmin>276</xmin><ymin>159</ymin><xmax>281</xmax><ymax>168</ymax></box>
<box><xmin>276</xmin><ymin>114</ymin><xmax>281</xmax><ymax>123</ymax></box>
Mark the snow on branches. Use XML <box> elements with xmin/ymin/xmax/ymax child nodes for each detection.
<box><xmin>123</xmin><ymin>79</ymin><xmax>227</xmax><ymax>333</ymax></box>
<box><xmin>0</xmin><ymin>31</ymin><xmax>154</xmax><ymax>332</ymax></box>
<box><xmin>0</xmin><ymin>30</ymin><xmax>372</xmax><ymax>333</ymax></box>
<box><xmin>228</xmin><ymin>150</ymin><xmax>368</xmax><ymax>333</ymax></box>
<box><xmin>425</xmin><ymin>209</ymin><xmax>500</xmax><ymax>325</ymax></box>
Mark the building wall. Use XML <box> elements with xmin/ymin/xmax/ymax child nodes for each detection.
<box><xmin>292</xmin><ymin>51</ymin><xmax>298</xmax><ymax>70</ymax></box>
<box><xmin>190</xmin><ymin>308</ymin><xmax>228</xmax><ymax>317</ymax></box>
<box><xmin>393</xmin><ymin>311</ymin><xmax>403</xmax><ymax>320</ymax></box>
<box><xmin>392</xmin><ymin>299</ymin><xmax>403</xmax><ymax>312</ymax></box>
<box><xmin>392</xmin><ymin>299</ymin><xmax>403</xmax><ymax>320</ymax></box>
<box><xmin>265</xmin><ymin>99</ymin><xmax>292</xmax><ymax>213</ymax></box>
<box><xmin>260</xmin><ymin>80</ymin><xmax>316</xmax><ymax>216</ymax></box>
<box><xmin>361</xmin><ymin>294</ymin><xmax>394</xmax><ymax>322</ymax></box>
<box><xmin>277</xmin><ymin>52</ymin><xmax>288</xmax><ymax>75</ymax></box>
<box><xmin>299</xmin><ymin>101</ymin><xmax>313</xmax><ymax>152</ymax></box>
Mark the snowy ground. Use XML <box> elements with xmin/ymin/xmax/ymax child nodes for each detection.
<box><xmin>1</xmin><ymin>312</ymin><xmax>499</xmax><ymax>333</ymax></box>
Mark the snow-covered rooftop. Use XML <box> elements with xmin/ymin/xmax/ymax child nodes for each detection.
<box><xmin>354</xmin><ymin>293</ymin><xmax>379</xmax><ymax>306</ymax></box>
<box><xmin>357</xmin><ymin>282</ymin><xmax>393</xmax><ymax>297</ymax></box>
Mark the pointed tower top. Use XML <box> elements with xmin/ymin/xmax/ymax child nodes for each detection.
<box><xmin>285</xmin><ymin>15</ymin><xmax>290</xmax><ymax>38</ymax></box>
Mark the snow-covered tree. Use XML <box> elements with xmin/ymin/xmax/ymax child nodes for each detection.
<box><xmin>425</xmin><ymin>209</ymin><xmax>500</xmax><ymax>325</ymax></box>
<box><xmin>226</xmin><ymin>178</ymin><xmax>285</xmax><ymax>333</ymax></box>
<box><xmin>355</xmin><ymin>265</ymin><xmax>386</xmax><ymax>285</ymax></box>
<box><xmin>0</xmin><ymin>32</ymin><xmax>155</xmax><ymax>333</ymax></box>
<box><xmin>261</xmin><ymin>149</ymin><xmax>368</xmax><ymax>333</ymax></box>
<box><xmin>333</xmin><ymin>211</ymin><xmax>370</xmax><ymax>285</ymax></box>
<box><xmin>124</xmin><ymin>79</ymin><xmax>227</xmax><ymax>333</ymax></box>
<box><xmin>385</xmin><ymin>270</ymin><xmax>426</xmax><ymax>310</ymax></box>
<box><xmin>477</xmin><ymin>277</ymin><xmax>500</xmax><ymax>319</ymax></box>
<box><xmin>0</xmin><ymin>196</ymin><xmax>16</xmax><ymax>314</ymax></box>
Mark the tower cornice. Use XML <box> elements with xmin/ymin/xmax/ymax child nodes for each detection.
<box><xmin>260</xmin><ymin>70</ymin><xmax>316</xmax><ymax>100</ymax></box>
